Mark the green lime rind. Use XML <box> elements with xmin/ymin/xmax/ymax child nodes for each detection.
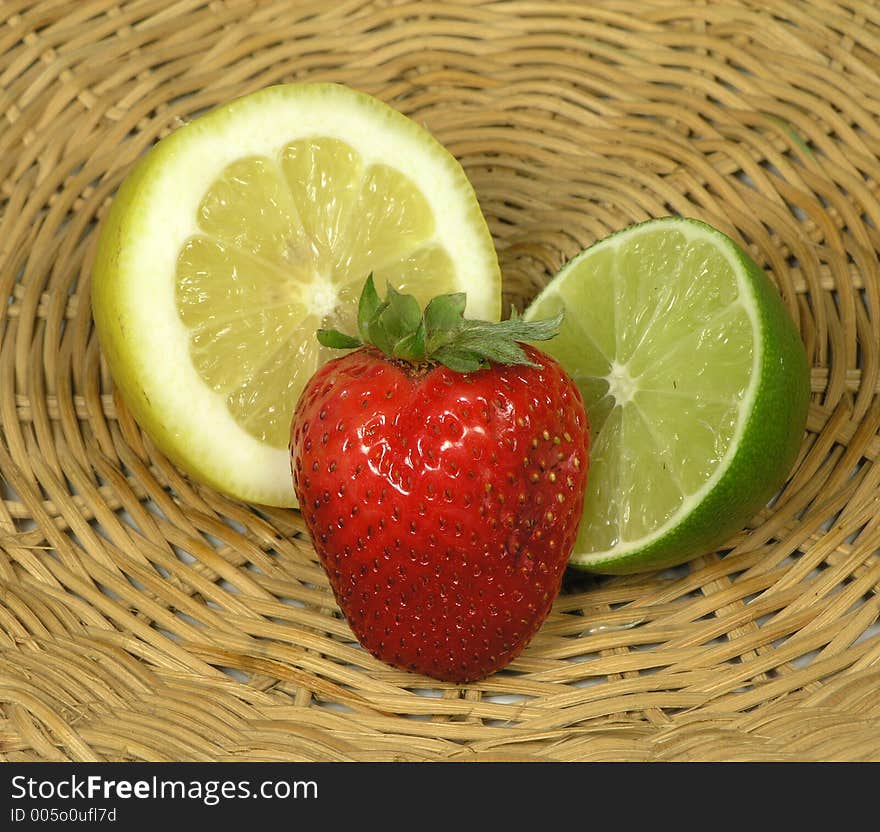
<box><xmin>526</xmin><ymin>217</ymin><xmax>810</xmax><ymax>575</ymax></box>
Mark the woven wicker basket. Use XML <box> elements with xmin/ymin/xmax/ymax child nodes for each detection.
<box><xmin>2</xmin><ymin>0</ymin><xmax>880</xmax><ymax>763</ymax></box>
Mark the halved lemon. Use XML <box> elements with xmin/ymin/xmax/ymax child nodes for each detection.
<box><xmin>92</xmin><ymin>83</ymin><xmax>501</xmax><ymax>507</ymax></box>
<box><xmin>524</xmin><ymin>217</ymin><xmax>810</xmax><ymax>574</ymax></box>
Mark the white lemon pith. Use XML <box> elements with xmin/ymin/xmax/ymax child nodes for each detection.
<box><xmin>525</xmin><ymin>218</ymin><xmax>809</xmax><ymax>574</ymax></box>
<box><xmin>92</xmin><ymin>84</ymin><xmax>501</xmax><ymax>507</ymax></box>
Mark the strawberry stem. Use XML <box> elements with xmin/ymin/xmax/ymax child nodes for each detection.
<box><xmin>316</xmin><ymin>274</ymin><xmax>563</xmax><ymax>372</ymax></box>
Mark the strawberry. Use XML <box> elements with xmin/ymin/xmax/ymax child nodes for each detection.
<box><xmin>290</xmin><ymin>277</ymin><xmax>590</xmax><ymax>682</ymax></box>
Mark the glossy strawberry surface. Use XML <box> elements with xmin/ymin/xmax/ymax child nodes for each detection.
<box><xmin>290</xmin><ymin>344</ymin><xmax>589</xmax><ymax>682</ymax></box>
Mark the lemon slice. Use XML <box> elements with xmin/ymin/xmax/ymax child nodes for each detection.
<box><xmin>524</xmin><ymin>218</ymin><xmax>810</xmax><ymax>574</ymax></box>
<box><xmin>92</xmin><ymin>83</ymin><xmax>501</xmax><ymax>507</ymax></box>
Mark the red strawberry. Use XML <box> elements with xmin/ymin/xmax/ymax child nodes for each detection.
<box><xmin>290</xmin><ymin>277</ymin><xmax>589</xmax><ymax>683</ymax></box>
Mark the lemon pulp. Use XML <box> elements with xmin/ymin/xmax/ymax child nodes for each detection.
<box><xmin>176</xmin><ymin>138</ymin><xmax>456</xmax><ymax>449</ymax></box>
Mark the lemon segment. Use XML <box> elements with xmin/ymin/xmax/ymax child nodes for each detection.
<box><xmin>524</xmin><ymin>217</ymin><xmax>809</xmax><ymax>574</ymax></box>
<box><xmin>92</xmin><ymin>83</ymin><xmax>501</xmax><ymax>507</ymax></box>
<box><xmin>280</xmin><ymin>138</ymin><xmax>363</xmax><ymax>266</ymax></box>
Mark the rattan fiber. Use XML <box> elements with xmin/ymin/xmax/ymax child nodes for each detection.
<box><xmin>2</xmin><ymin>0</ymin><xmax>880</xmax><ymax>762</ymax></box>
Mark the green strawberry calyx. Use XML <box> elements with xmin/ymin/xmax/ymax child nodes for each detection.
<box><xmin>317</xmin><ymin>274</ymin><xmax>563</xmax><ymax>373</ymax></box>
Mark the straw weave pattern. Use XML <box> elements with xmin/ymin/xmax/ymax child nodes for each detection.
<box><xmin>2</xmin><ymin>0</ymin><xmax>880</xmax><ymax>762</ymax></box>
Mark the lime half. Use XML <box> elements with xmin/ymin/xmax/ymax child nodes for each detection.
<box><xmin>524</xmin><ymin>217</ymin><xmax>810</xmax><ymax>574</ymax></box>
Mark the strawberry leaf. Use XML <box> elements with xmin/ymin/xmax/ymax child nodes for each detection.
<box><xmin>424</xmin><ymin>292</ymin><xmax>467</xmax><ymax>335</ymax></box>
<box><xmin>393</xmin><ymin>318</ymin><xmax>427</xmax><ymax>362</ymax></box>
<box><xmin>380</xmin><ymin>284</ymin><xmax>423</xmax><ymax>346</ymax></box>
<box><xmin>357</xmin><ymin>274</ymin><xmax>384</xmax><ymax>342</ymax></box>
<box><xmin>432</xmin><ymin>346</ymin><xmax>485</xmax><ymax>373</ymax></box>
<box><xmin>317</xmin><ymin>329</ymin><xmax>362</xmax><ymax>349</ymax></box>
<box><xmin>315</xmin><ymin>276</ymin><xmax>563</xmax><ymax>372</ymax></box>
